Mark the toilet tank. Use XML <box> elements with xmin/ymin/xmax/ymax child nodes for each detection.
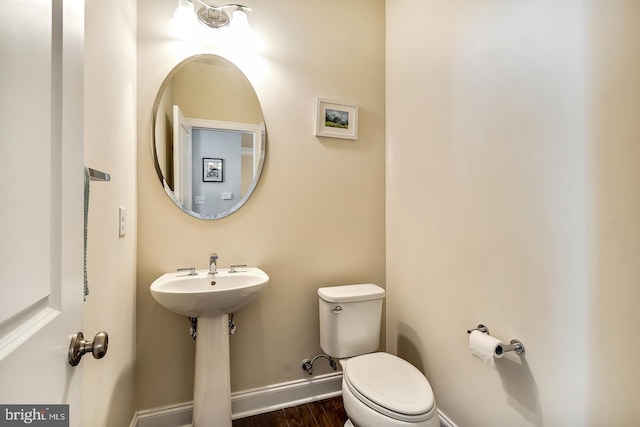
<box><xmin>318</xmin><ymin>284</ymin><xmax>385</xmax><ymax>358</ymax></box>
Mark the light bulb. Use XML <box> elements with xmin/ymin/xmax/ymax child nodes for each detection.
<box><xmin>228</xmin><ymin>8</ymin><xmax>251</xmax><ymax>38</ymax></box>
<box><xmin>169</xmin><ymin>0</ymin><xmax>198</xmax><ymax>36</ymax></box>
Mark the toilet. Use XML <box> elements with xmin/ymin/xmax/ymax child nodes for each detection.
<box><xmin>318</xmin><ymin>284</ymin><xmax>439</xmax><ymax>427</ymax></box>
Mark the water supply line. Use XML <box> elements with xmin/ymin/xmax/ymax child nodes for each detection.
<box><xmin>301</xmin><ymin>354</ymin><xmax>337</xmax><ymax>375</ymax></box>
<box><xmin>187</xmin><ymin>314</ymin><xmax>237</xmax><ymax>340</ymax></box>
<box><xmin>228</xmin><ymin>313</ymin><xmax>236</xmax><ymax>335</ymax></box>
<box><xmin>188</xmin><ymin>317</ymin><xmax>197</xmax><ymax>339</ymax></box>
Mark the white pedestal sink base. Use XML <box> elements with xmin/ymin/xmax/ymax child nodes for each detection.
<box><xmin>193</xmin><ymin>314</ymin><xmax>231</xmax><ymax>427</ymax></box>
<box><xmin>149</xmin><ymin>268</ymin><xmax>269</xmax><ymax>426</ymax></box>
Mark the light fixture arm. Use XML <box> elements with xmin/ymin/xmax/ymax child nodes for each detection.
<box><xmin>194</xmin><ymin>1</ymin><xmax>251</xmax><ymax>13</ymax></box>
<box><xmin>174</xmin><ymin>0</ymin><xmax>251</xmax><ymax>30</ymax></box>
<box><xmin>190</xmin><ymin>0</ymin><xmax>251</xmax><ymax>29</ymax></box>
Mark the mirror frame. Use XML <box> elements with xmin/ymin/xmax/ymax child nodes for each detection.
<box><xmin>151</xmin><ymin>54</ymin><xmax>266</xmax><ymax>220</ymax></box>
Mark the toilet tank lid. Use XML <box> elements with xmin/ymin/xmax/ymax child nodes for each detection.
<box><xmin>318</xmin><ymin>284</ymin><xmax>385</xmax><ymax>303</ymax></box>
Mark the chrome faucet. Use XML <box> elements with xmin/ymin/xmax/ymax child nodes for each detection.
<box><xmin>209</xmin><ymin>253</ymin><xmax>218</xmax><ymax>274</ymax></box>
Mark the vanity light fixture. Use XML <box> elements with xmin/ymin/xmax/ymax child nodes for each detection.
<box><xmin>173</xmin><ymin>0</ymin><xmax>251</xmax><ymax>30</ymax></box>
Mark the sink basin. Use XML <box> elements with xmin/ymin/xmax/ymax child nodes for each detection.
<box><xmin>150</xmin><ymin>267</ymin><xmax>268</xmax><ymax>317</ymax></box>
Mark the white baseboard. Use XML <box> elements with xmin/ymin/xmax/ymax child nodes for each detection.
<box><xmin>438</xmin><ymin>408</ymin><xmax>458</xmax><ymax>427</ymax></box>
<box><xmin>130</xmin><ymin>372</ymin><xmax>343</xmax><ymax>427</ymax></box>
<box><xmin>130</xmin><ymin>401</ymin><xmax>193</xmax><ymax>427</ymax></box>
<box><xmin>130</xmin><ymin>372</ymin><xmax>456</xmax><ymax>427</ymax></box>
<box><xmin>231</xmin><ymin>371</ymin><xmax>343</xmax><ymax>419</ymax></box>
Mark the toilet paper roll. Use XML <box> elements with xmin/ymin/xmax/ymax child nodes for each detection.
<box><xmin>469</xmin><ymin>330</ymin><xmax>503</xmax><ymax>367</ymax></box>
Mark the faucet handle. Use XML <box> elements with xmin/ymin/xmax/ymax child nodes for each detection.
<box><xmin>177</xmin><ymin>267</ymin><xmax>197</xmax><ymax>276</ymax></box>
<box><xmin>229</xmin><ymin>264</ymin><xmax>247</xmax><ymax>273</ymax></box>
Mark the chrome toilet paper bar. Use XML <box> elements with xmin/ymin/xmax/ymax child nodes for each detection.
<box><xmin>467</xmin><ymin>324</ymin><xmax>525</xmax><ymax>356</ymax></box>
<box><xmin>495</xmin><ymin>339</ymin><xmax>525</xmax><ymax>356</ymax></box>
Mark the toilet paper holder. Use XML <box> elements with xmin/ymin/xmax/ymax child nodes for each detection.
<box><xmin>467</xmin><ymin>324</ymin><xmax>525</xmax><ymax>356</ymax></box>
<box><xmin>495</xmin><ymin>339</ymin><xmax>525</xmax><ymax>356</ymax></box>
<box><xmin>467</xmin><ymin>324</ymin><xmax>489</xmax><ymax>335</ymax></box>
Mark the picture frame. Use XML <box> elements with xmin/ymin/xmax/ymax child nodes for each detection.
<box><xmin>314</xmin><ymin>97</ymin><xmax>358</xmax><ymax>140</ymax></box>
<box><xmin>203</xmin><ymin>158</ymin><xmax>223</xmax><ymax>182</ymax></box>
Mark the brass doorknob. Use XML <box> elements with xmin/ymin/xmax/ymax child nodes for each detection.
<box><xmin>68</xmin><ymin>331</ymin><xmax>108</xmax><ymax>367</ymax></box>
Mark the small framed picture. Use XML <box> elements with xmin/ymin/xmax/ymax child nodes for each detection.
<box><xmin>314</xmin><ymin>97</ymin><xmax>358</xmax><ymax>140</ymax></box>
<box><xmin>203</xmin><ymin>158</ymin><xmax>223</xmax><ymax>182</ymax></box>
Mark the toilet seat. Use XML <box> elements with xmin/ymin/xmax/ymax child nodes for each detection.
<box><xmin>343</xmin><ymin>352</ymin><xmax>435</xmax><ymax>423</ymax></box>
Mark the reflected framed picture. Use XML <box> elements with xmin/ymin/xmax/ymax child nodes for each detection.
<box><xmin>314</xmin><ymin>97</ymin><xmax>358</xmax><ymax>140</ymax></box>
<box><xmin>203</xmin><ymin>158</ymin><xmax>223</xmax><ymax>182</ymax></box>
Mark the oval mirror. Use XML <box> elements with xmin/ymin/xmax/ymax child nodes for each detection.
<box><xmin>152</xmin><ymin>54</ymin><xmax>266</xmax><ymax>219</ymax></box>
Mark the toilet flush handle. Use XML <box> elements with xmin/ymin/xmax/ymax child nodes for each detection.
<box><xmin>331</xmin><ymin>306</ymin><xmax>342</xmax><ymax>314</ymax></box>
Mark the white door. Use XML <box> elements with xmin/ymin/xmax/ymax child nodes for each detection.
<box><xmin>0</xmin><ymin>0</ymin><xmax>85</xmax><ymax>424</ymax></box>
<box><xmin>173</xmin><ymin>105</ymin><xmax>193</xmax><ymax>210</ymax></box>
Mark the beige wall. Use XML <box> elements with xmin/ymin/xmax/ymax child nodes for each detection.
<box><xmin>136</xmin><ymin>0</ymin><xmax>386</xmax><ymax>411</ymax></box>
<box><xmin>587</xmin><ymin>1</ymin><xmax>640</xmax><ymax>423</ymax></box>
<box><xmin>84</xmin><ymin>0</ymin><xmax>138</xmax><ymax>425</ymax></box>
<box><xmin>387</xmin><ymin>1</ymin><xmax>640</xmax><ymax>426</ymax></box>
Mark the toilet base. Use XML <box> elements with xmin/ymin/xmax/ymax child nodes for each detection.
<box><xmin>344</xmin><ymin>420</ymin><xmax>355</xmax><ymax>427</ymax></box>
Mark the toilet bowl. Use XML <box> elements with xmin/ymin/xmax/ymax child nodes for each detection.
<box><xmin>341</xmin><ymin>353</ymin><xmax>439</xmax><ymax>427</ymax></box>
<box><xmin>318</xmin><ymin>284</ymin><xmax>439</xmax><ymax>427</ymax></box>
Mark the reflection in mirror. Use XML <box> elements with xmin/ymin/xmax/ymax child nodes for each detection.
<box><xmin>153</xmin><ymin>54</ymin><xmax>266</xmax><ymax>219</ymax></box>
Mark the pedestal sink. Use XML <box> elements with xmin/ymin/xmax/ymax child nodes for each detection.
<box><xmin>150</xmin><ymin>267</ymin><xmax>269</xmax><ymax>427</ymax></box>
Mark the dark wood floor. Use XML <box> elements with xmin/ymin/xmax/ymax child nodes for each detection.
<box><xmin>232</xmin><ymin>396</ymin><xmax>348</xmax><ymax>427</ymax></box>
